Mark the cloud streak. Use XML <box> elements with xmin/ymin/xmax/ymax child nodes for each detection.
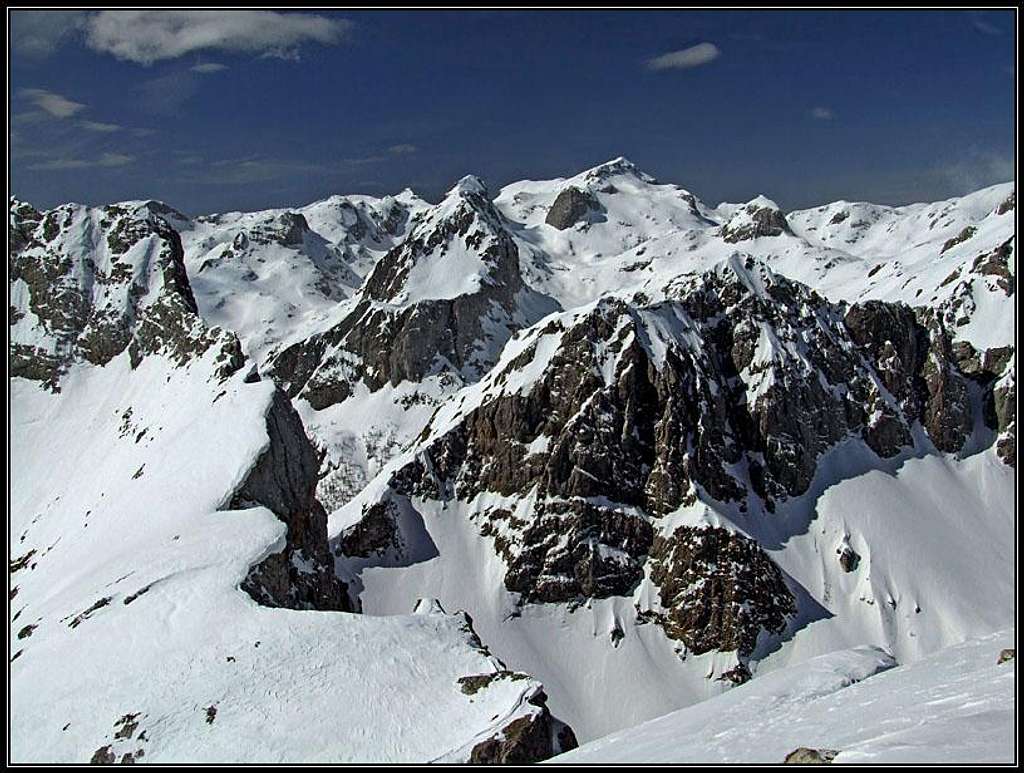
<box><xmin>84</xmin><ymin>10</ymin><xmax>351</xmax><ymax>64</ymax></box>
<box><xmin>80</xmin><ymin>120</ymin><xmax>121</xmax><ymax>132</ymax></box>
<box><xmin>28</xmin><ymin>152</ymin><xmax>136</xmax><ymax>171</ymax></box>
<box><xmin>19</xmin><ymin>89</ymin><xmax>87</xmax><ymax>118</ymax></box>
<box><xmin>190</xmin><ymin>62</ymin><xmax>228</xmax><ymax>74</ymax></box>
<box><xmin>810</xmin><ymin>106</ymin><xmax>835</xmax><ymax>121</ymax></box>
<box><xmin>646</xmin><ymin>42</ymin><xmax>720</xmax><ymax>71</ymax></box>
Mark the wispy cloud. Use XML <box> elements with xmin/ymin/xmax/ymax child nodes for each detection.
<box><xmin>190</xmin><ymin>62</ymin><xmax>228</xmax><ymax>74</ymax></box>
<box><xmin>935</xmin><ymin>149</ymin><xmax>1014</xmax><ymax>195</ymax></box>
<box><xmin>646</xmin><ymin>42</ymin><xmax>720</xmax><ymax>71</ymax></box>
<box><xmin>138</xmin><ymin>71</ymin><xmax>201</xmax><ymax>115</ymax></box>
<box><xmin>85</xmin><ymin>10</ymin><xmax>351</xmax><ymax>65</ymax></box>
<box><xmin>10</xmin><ymin>10</ymin><xmax>88</xmax><ymax>59</ymax></box>
<box><xmin>80</xmin><ymin>120</ymin><xmax>121</xmax><ymax>133</ymax></box>
<box><xmin>178</xmin><ymin>152</ymin><xmax>398</xmax><ymax>186</ymax></box>
<box><xmin>19</xmin><ymin>89</ymin><xmax>87</xmax><ymax>118</ymax></box>
<box><xmin>810</xmin><ymin>106</ymin><xmax>835</xmax><ymax>121</ymax></box>
<box><xmin>970</xmin><ymin>12</ymin><xmax>1003</xmax><ymax>36</ymax></box>
<box><xmin>28</xmin><ymin>152</ymin><xmax>136</xmax><ymax>171</ymax></box>
<box><xmin>388</xmin><ymin>144</ymin><xmax>418</xmax><ymax>155</ymax></box>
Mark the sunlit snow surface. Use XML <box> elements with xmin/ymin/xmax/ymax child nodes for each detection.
<box><xmin>9</xmin><ymin>354</ymin><xmax>554</xmax><ymax>763</ymax></box>
<box><xmin>554</xmin><ymin>631</ymin><xmax>1014</xmax><ymax>764</ymax></box>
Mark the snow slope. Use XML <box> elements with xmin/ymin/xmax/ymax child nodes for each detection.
<box><xmin>9</xmin><ymin>351</ymin><xmax>568</xmax><ymax>763</ymax></box>
<box><xmin>496</xmin><ymin>166</ymin><xmax>1014</xmax><ymax>351</ymax></box>
<box><xmin>554</xmin><ymin>631</ymin><xmax>1015</xmax><ymax>764</ymax></box>
<box><xmin>178</xmin><ymin>189</ymin><xmax>428</xmax><ymax>367</ymax></box>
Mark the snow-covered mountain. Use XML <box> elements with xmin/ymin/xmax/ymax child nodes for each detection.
<box><xmin>9</xmin><ymin>159</ymin><xmax>1016</xmax><ymax>763</ymax></box>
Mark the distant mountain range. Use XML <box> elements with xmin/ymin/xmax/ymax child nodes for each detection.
<box><xmin>10</xmin><ymin>159</ymin><xmax>1015</xmax><ymax>762</ymax></box>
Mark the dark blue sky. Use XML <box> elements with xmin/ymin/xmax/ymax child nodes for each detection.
<box><xmin>9</xmin><ymin>9</ymin><xmax>1016</xmax><ymax>214</ymax></box>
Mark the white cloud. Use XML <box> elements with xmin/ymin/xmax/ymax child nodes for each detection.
<box><xmin>19</xmin><ymin>89</ymin><xmax>87</xmax><ymax>119</ymax></box>
<box><xmin>85</xmin><ymin>10</ymin><xmax>351</xmax><ymax>64</ymax></box>
<box><xmin>810</xmin><ymin>106</ymin><xmax>835</xmax><ymax>121</ymax></box>
<box><xmin>388</xmin><ymin>144</ymin><xmax>418</xmax><ymax>155</ymax></box>
<box><xmin>190</xmin><ymin>62</ymin><xmax>228</xmax><ymax>74</ymax></box>
<box><xmin>646</xmin><ymin>42</ymin><xmax>720</xmax><ymax>71</ymax></box>
<box><xmin>80</xmin><ymin>120</ymin><xmax>121</xmax><ymax>132</ymax></box>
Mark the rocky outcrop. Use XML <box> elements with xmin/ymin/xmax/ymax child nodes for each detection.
<box><xmin>231</xmin><ymin>390</ymin><xmax>352</xmax><ymax>612</ymax></box>
<box><xmin>468</xmin><ymin>699</ymin><xmax>578</xmax><ymax>763</ymax></box>
<box><xmin>721</xmin><ymin>197</ymin><xmax>792</xmax><ymax>242</ymax></box>
<box><xmin>993</xmin><ymin>366</ymin><xmax>1016</xmax><ymax>467</ymax></box>
<box><xmin>338</xmin><ymin>498</ymin><xmax>402</xmax><ymax>558</ymax></box>
<box><xmin>941</xmin><ymin>226</ymin><xmax>976</xmax><ymax>254</ymax></box>
<box><xmin>837</xmin><ymin>543</ymin><xmax>861</xmax><ymax>573</ymax></box>
<box><xmin>250</xmin><ymin>211</ymin><xmax>309</xmax><ymax>248</ymax></box>
<box><xmin>9</xmin><ymin>198</ymin><xmax>42</xmax><ymax>254</ymax></box>
<box><xmin>784</xmin><ymin>747</ymin><xmax>839</xmax><ymax>764</ymax></box>
<box><xmin>545</xmin><ymin>186</ymin><xmax>602</xmax><ymax>230</ymax></box>
<box><xmin>648</xmin><ymin>526</ymin><xmax>795</xmax><ymax>656</ymax></box>
<box><xmin>9</xmin><ymin>199</ymin><xmax>244</xmax><ymax>389</ymax></box>
<box><xmin>844</xmin><ymin>301</ymin><xmax>975</xmax><ymax>455</ymax></box>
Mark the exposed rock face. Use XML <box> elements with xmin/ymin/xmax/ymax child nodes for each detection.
<box><xmin>468</xmin><ymin>699</ymin><xmax>578</xmax><ymax>763</ymax></box>
<box><xmin>997</xmin><ymin>648</ymin><xmax>1015</xmax><ymax>664</ymax></box>
<box><xmin>9</xmin><ymin>198</ymin><xmax>42</xmax><ymax>254</ymax></box>
<box><xmin>721</xmin><ymin>197</ymin><xmax>793</xmax><ymax>242</ymax></box>
<box><xmin>837</xmin><ymin>544</ymin><xmax>861</xmax><ymax>573</ymax></box>
<box><xmin>941</xmin><ymin>225</ymin><xmax>977</xmax><ymax>254</ymax></box>
<box><xmin>9</xmin><ymin>199</ymin><xmax>244</xmax><ymax>389</ymax></box>
<box><xmin>649</xmin><ymin>526</ymin><xmax>795</xmax><ymax>656</ymax></box>
<box><xmin>231</xmin><ymin>390</ymin><xmax>352</xmax><ymax>612</ymax></box>
<box><xmin>992</xmin><ymin>364</ymin><xmax>1016</xmax><ymax>467</ymax></box>
<box><xmin>268</xmin><ymin>177</ymin><xmax>556</xmax><ymax>409</ymax></box>
<box><xmin>252</xmin><ymin>211</ymin><xmax>309</xmax><ymax>248</ymax></box>
<box><xmin>784</xmin><ymin>747</ymin><xmax>839</xmax><ymax>764</ymax></box>
<box><xmin>343</xmin><ymin>257</ymin><xmax>994</xmax><ymax>656</ymax></box>
<box><xmin>545</xmin><ymin>186</ymin><xmax>603</xmax><ymax>230</ymax></box>
<box><xmin>338</xmin><ymin>498</ymin><xmax>402</xmax><ymax>558</ymax></box>
<box><xmin>843</xmin><ymin>301</ymin><xmax>975</xmax><ymax>455</ymax></box>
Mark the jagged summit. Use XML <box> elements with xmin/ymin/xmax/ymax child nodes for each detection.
<box><xmin>449</xmin><ymin>174</ymin><xmax>489</xmax><ymax>198</ymax></box>
<box><xmin>579</xmin><ymin>155</ymin><xmax>654</xmax><ymax>183</ymax></box>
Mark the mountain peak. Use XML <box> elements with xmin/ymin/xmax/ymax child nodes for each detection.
<box><xmin>744</xmin><ymin>194</ymin><xmax>783</xmax><ymax>211</ymax></box>
<box><xmin>449</xmin><ymin>175</ymin><xmax>489</xmax><ymax>198</ymax></box>
<box><xmin>580</xmin><ymin>156</ymin><xmax>655</xmax><ymax>184</ymax></box>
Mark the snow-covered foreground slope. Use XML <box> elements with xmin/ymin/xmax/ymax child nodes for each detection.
<box><xmin>554</xmin><ymin>631</ymin><xmax>1015</xmax><ymax>764</ymax></box>
<box><xmin>9</xmin><ymin>356</ymin><xmax>573</xmax><ymax>763</ymax></box>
